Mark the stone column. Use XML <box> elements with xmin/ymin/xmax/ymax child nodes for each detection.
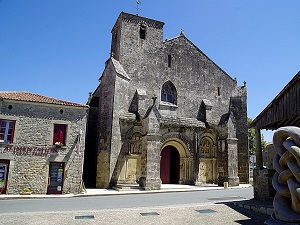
<box><xmin>227</xmin><ymin>138</ymin><xmax>239</xmax><ymax>186</ymax></box>
<box><xmin>212</xmin><ymin>158</ymin><xmax>216</xmax><ymax>183</ymax></box>
<box><xmin>253</xmin><ymin>127</ymin><xmax>275</xmax><ymax>201</ymax></box>
<box><xmin>180</xmin><ymin>157</ymin><xmax>193</xmax><ymax>184</ymax></box>
<box><xmin>139</xmin><ymin>134</ymin><xmax>161</xmax><ymax>190</ymax></box>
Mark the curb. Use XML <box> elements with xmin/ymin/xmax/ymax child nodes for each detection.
<box><xmin>233</xmin><ymin>200</ymin><xmax>274</xmax><ymax>216</ymax></box>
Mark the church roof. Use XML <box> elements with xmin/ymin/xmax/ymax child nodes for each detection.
<box><xmin>0</xmin><ymin>91</ymin><xmax>88</xmax><ymax>108</ymax></box>
<box><xmin>160</xmin><ymin>115</ymin><xmax>205</xmax><ymax>128</ymax></box>
<box><xmin>111</xmin><ymin>57</ymin><xmax>130</xmax><ymax>81</ymax></box>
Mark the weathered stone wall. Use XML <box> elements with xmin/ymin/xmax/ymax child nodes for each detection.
<box><xmin>230</xmin><ymin>95</ymin><xmax>249</xmax><ymax>183</ymax></box>
<box><xmin>253</xmin><ymin>168</ymin><xmax>276</xmax><ymax>201</ymax></box>
<box><xmin>0</xmin><ymin>101</ymin><xmax>87</xmax><ymax>194</ymax></box>
<box><xmin>82</xmin><ymin>96</ymin><xmax>99</xmax><ymax>187</ymax></box>
<box><xmin>89</xmin><ymin>12</ymin><xmax>248</xmax><ymax>188</ymax></box>
<box><xmin>94</xmin><ymin>60</ymin><xmax>117</xmax><ymax>188</ymax></box>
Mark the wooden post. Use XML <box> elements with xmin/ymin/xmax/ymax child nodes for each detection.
<box><xmin>255</xmin><ymin>127</ymin><xmax>263</xmax><ymax>169</ymax></box>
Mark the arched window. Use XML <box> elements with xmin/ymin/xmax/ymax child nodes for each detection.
<box><xmin>161</xmin><ymin>81</ymin><xmax>177</xmax><ymax>105</ymax></box>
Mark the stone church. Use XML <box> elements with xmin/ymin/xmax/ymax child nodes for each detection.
<box><xmin>83</xmin><ymin>12</ymin><xmax>249</xmax><ymax>190</ymax></box>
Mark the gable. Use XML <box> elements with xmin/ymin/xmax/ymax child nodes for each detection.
<box><xmin>164</xmin><ymin>35</ymin><xmax>235</xmax><ymax>83</ymax></box>
<box><xmin>100</xmin><ymin>57</ymin><xmax>130</xmax><ymax>82</ymax></box>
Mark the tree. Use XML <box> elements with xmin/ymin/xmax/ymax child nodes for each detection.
<box><xmin>248</xmin><ymin>118</ymin><xmax>267</xmax><ymax>155</ymax></box>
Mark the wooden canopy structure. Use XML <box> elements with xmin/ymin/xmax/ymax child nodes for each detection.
<box><xmin>250</xmin><ymin>71</ymin><xmax>300</xmax><ymax>130</ymax></box>
<box><xmin>249</xmin><ymin>71</ymin><xmax>300</xmax><ymax>169</ymax></box>
<box><xmin>249</xmin><ymin>71</ymin><xmax>300</xmax><ymax>202</ymax></box>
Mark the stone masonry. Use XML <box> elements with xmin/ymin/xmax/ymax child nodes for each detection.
<box><xmin>0</xmin><ymin>92</ymin><xmax>88</xmax><ymax>194</ymax></box>
<box><xmin>83</xmin><ymin>12</ymin><xmax>249</xmax><ymax>190</ymax></box>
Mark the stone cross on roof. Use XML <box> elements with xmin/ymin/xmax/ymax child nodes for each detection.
<box><xmin>135</xmin><ymin>0</ymin><xmax>141</xmax><ymax>15</ymax></box>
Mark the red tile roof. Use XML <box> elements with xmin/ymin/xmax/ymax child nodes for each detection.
<box><xmin>0</xmin><ymin>92</ymin><xmax>88</xmax><ymax>108</ymax></box>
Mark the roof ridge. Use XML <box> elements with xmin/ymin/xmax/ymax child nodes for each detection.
<box><xmin>0</xmin><ymin>91</ymin><xmax>88</xmax><ymax>108</ymax></box>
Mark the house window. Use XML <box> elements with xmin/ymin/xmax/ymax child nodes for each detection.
<box><xmin>140</xmin><ymin>24</ymin><xmax>146</xmax><ymax>39</ymax></box>
<box><xmin>0</xmin><ymin>120</ymin><xmax>15</xmax><ymax>144</ymax></box>
<box><xmin>53</xmin><ymin>124</ymin><xmax>67</xmax><ymax>146</ymax></box>
<box><xmin>217</xmin><ymin>87</ymin><xmax>221</xmax><ymax>96</ymax></box>
<box><xmin>161</xmin><ymin>81</ymin><xmax>177</xmax><ymax>105</ymax></box>
<box><xmin>168</xmin><ymin>55</ymin><xmax>171</xmax><ymax>67</ymax></box>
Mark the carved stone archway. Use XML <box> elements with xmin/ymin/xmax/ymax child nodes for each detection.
<box><xmin>160</xmin><ymin>137</ymin><xmax>193</xmax><ymax>184</ymax></box>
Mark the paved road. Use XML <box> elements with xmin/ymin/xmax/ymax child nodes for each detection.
<box><xmin>0</xmin><ymin>187</ymin><xmax>271</xmax><ymax>224</ymax></box>
<box><xmin>0</xmin><ymin>202</ymin><xmax>270</xmax><ymax>225</ymax></box>
<box><xmin>0</xmin><ymin>187</ymin><xmax>253</xmax><ymax>213</ymax></box>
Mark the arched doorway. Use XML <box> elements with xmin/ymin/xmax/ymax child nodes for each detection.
<box><xmin>160</xmin><ymin>146</ymin><xmax>180</xmax><ymax>184</ymax></box>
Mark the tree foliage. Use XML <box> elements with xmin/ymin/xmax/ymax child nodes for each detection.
<box><xmin>248</xmin><ymin>118</ymin><xmax>267</xmax><ymax>155</ymax></box>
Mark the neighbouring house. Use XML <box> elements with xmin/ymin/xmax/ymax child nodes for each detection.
<box><xmin>0</xmin><ymin>92</ymin><xmax>88</xmax><ymax>195</ymax></box>
<box><xmin>263</xmin><ymin>142</ymin><xmax>275</xmax><ymax>169</ymax></box>
<box><xmin>83</xmin><ymin>12</ymin><xmax>249</xmax><ymax>190</ymax></box>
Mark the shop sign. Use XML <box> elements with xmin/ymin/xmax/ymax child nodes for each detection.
<box><xmin>2</xmin><ymin>145</ymin><xmax>57</xmax><ymax>156</ymax></box>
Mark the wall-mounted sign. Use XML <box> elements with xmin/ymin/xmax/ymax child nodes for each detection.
<box><xmin>2</xmin><ymin>145</ymin><xmax>57</xmax><ymax>156</ymax></box>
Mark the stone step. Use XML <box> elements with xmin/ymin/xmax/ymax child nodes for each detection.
<box><xmin>113</xmin><ymin>184</ymin><xmax>141</xmax><ymax>191</ymax></box>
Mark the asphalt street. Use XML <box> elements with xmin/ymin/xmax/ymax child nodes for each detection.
<box><xmin>0</xmin><ymin>202</ymin><xmax>270</xmax><ymax>225</ymax></box>
<box><xmin>0</xmin><ymin>187</ymin><xmax>253</xmax><ymax>213</ymax></box>
<box><xmin>0</xmin><ymin>187</ymin><xmax>271</xmax><ymax>224</ymax></box>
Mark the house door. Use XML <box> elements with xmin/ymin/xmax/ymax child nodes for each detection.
<box><xmin>0</xmin><ymin>159</ymin><xmax>9</xmax><ymax>194</ymax></box>
<box><xmin>160</xmin><ymin>146</ymin><xmax>180</xmax><ymax>184</ymax></box>
<box><xmin>47</xmin><ymin>162</ymin><xmax>65</xmax><ymax>194</ymax></box>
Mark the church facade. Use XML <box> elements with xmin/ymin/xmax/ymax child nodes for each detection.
<box><xmin>83</xmin><ymin>12</ymin><xmax>249</xmax><ymax>190</ymax></box>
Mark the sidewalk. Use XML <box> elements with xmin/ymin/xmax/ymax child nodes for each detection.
<box><xmin>0</xmin><ymin>184</ymin><xmax>252</xmax><ymax>200</ymax></box>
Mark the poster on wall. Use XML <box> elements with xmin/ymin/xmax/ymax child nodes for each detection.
<box><xmin>0</xmin><ymin>163</ymin><xmax>7</xmax><ymax>189</ymax></box>
<box><xmin>47</xmin><ymin>162</ymin><xmax>65</xmax><ymax>194</ymax></box>
<box><xmin>0</xmin><ymin>160</ymin><xmax>9</xmax><ymax>194</ymax></box>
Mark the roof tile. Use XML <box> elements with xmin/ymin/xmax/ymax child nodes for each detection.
<box><xmin>0</xmin><ymin>92</ymin><xmax>88</xmax><ymax>108</ymax></box>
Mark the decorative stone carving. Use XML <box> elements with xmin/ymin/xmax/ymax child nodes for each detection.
<box><xmin>160</xmin><ymin>132</ymin><xmax>193</xmax><ymax>156</ymax></box>
<box><xmin>200</xmin><ymin>136</ymin><xmax>216</xmax><ymax>158</ymax></box>
<box><xmin>266</xmin><ymin>126</ymin><xmax>300</xmax><ymax>224</ymax></box>
<box><xmin>129</xmin><ymin>133</ymin><xmax>142</xmax><ymax>155</ymax></box>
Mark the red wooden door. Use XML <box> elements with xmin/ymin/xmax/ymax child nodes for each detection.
<box><xmin>160</xmin><ymin>146</ymin><xmax>180</xmax><ymax>184</ymax></box>
<box><xmin>160</xmin><ymin>146</ymin><xmax>171</xmax><ymax>184</ymax></box>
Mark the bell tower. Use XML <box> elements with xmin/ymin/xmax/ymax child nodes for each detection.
<box><xmin>110</xmin><ymin>12</ymin><xmax>165</xmax><ymax>71</ymax></box>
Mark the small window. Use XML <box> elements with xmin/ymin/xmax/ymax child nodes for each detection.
<box><xmin>217</xmin><ymin>87</ymin><xmax>220</xmax><ymax>96</ymax></box>
<box><xmin>161</xmin><ymin>81</ymin><xmax>177</xmax><ymax>105</ymax></box>
<box><xmin>168</xmin><ymin>55</ymin><xmax>171</xmax><ymax>67</ymax></box>
<box><xmin>53</xmin><ymin>124</ymin><xmax>67</xmax><ymax>146</ymax></box>
<box><xmin>0</xmin><ymin>119</ymin><xmax>15</xmax><ymax>144</ymax></box>
<box><xmin>140</xmin><ymin>24</ymin><xmax>146</xmax><ymax>39</ymax></box>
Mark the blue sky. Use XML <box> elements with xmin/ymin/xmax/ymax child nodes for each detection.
<box><xmin>1</xmin><ymin>1</ymin><xmax>300</xmax><ymax>142</ymax></box>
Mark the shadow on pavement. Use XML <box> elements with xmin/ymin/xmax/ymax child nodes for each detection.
<box><xmin>217</xmin><ymin>200</ymin><xmax>272</xmax><ymax>225</ymax></box>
